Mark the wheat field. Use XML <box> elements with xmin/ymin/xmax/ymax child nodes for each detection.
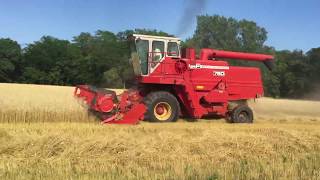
<box><xmin>0</xmin><ymin>83</ymin><xmax>320</xmax><ymax>179</ymax></box>
<box><xmin>0</xmin><ymin>83</ymin><xmax>124</xmax><ymax>123</ymax></box>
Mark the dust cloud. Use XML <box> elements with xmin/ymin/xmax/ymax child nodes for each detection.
<box><xmin>303</xmin><ymin>84</ymin><xmax>320</xmax><ymax>101</ymax></box>
<box><xmin>249</xmin><ymin>98</ymin><xmax>320</xmax><ymax>120</ymax></box>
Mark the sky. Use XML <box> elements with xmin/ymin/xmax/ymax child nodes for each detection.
<box><xmin>0</xmin><ymin>0</ymin><xmax>319</xmax><ymax>52</ymax></box>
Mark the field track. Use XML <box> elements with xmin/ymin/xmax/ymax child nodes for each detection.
<box><xmin>0</xmin><ymin>83</ymin><xmax>320</xmax><ymax>179</ymax></box>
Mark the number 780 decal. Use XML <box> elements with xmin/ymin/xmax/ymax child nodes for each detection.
<box><xmin>213</xmin><ymin>71</ymin><xmax>225</xmax><ymax>76</ymax></box>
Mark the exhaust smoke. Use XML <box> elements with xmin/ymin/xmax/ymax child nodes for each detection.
<box><xmin>176</xmin><ymin>0</ymin><xmax>207</xmax><ymax>36</ymax></box>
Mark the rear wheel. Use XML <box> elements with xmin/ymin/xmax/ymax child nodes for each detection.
<box><xmin>144</xmin><ymin>91</ymin><xmax>180</xmax><ymax>123</ymax></box>
<box><xmin>227</xmin><ymin>105</ymin><xmax>253</xmax><ymax>123</ymax></box>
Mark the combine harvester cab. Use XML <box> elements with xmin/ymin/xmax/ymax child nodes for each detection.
<box><xmin>74</xmin><ymin>34</ymin><xmax>274</xmax><ymax>124</ymax></box>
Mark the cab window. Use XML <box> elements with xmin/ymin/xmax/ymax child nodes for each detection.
<box><xmin>152</xmin><ymin>41</ymin><xmax>164</xmax><ymax>62</ymax></box>
<box><xmin>167</xmin><ymin>42</ymin><xmax>179</xmax><ymax>56</ymax></box>
<box><xmin>136</xmin><ymin>39</ymin><xmax>149</xmax><ymax>75</ymax></box>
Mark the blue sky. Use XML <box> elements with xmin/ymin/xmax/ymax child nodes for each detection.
<box><xmin>0</xmin><ymin>0</ymin><xmax>319</xmax><ymax>51</ymax></box>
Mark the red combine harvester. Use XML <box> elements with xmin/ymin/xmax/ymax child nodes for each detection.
<box><xmin>74</xmin><ymin>34</ymin><xmax>274</xmax><ymax>124</ymax></box>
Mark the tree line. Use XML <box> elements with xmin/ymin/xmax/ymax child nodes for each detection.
<box><xmin>0</xmin><ymin>15</ymin><xmax>319</xmax><ymax>98</ymax></box>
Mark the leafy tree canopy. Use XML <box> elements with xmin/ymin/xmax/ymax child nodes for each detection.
<box><xmin>0</xmin><ymin>38</ymin><xmax>21</xmax><ymax>82</ymax></box>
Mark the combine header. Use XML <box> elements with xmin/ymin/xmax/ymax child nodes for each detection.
<box><xmin>75</xmin><ymin>34</ymin><xmax>274</xmax><ymax>124</ymax></box>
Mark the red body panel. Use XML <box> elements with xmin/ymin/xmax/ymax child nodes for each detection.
<box><xmin>227</xmin><ymin>67</ymin><xmax>263</xmax><ymax>100</ymax></box>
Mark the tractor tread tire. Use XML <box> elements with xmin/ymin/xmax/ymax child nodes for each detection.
<box><xmin>144</xmin><ymin>91</ymin><xmax>180</xmax><ymax>123</ymax></box>
<box><xmin>228</xmin><ymin>105</ymin><xmax>253</xmax><ymax>123</ymax></box>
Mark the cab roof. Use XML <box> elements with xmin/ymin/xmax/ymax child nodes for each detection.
<box><xmin>132</xmin><ymin>34</ymin><xmax>181</xmax><ymax>42</ymax></box>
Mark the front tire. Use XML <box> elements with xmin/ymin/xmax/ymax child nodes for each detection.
<box><xmin>144</xmin><ymin>91</ymin><xmax>180</xmax><ymax>123</ymax></box>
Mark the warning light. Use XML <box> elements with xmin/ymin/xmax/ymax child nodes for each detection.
<box><xmin>196</xmin><ymin>85</ymin><xmax>205</xmax><ymax>90</ymax></box>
